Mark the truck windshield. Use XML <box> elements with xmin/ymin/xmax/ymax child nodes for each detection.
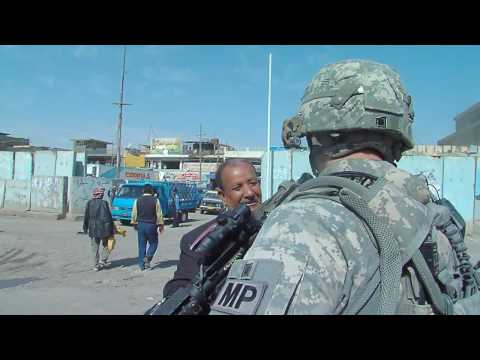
<box><xmin>116</xmin><ymin>186</ymin><xmax>144</xmax><ymax>199</ymax></box>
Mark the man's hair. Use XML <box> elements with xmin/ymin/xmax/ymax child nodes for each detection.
<box><xmin>215</xmin><ymin>159</ymin><xmax>256</xmax><ymax>190</ymax></box>
<box><xmin>143</xmin><ymin>184</ymin><xmax>154</xmax><ymax>194</ymax></box>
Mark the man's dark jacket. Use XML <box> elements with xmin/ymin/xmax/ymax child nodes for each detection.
<box><xmin>162</xmin><ymin>218</ymin><xmax>217</xmax><ymax>298</ymax></box>
<box><xmin>83</xmin><ymin>199</ymin><xmax>114</xmax><ymax>239</ymax></box>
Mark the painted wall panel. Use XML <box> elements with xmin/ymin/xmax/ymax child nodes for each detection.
<box><xmin>443</xmin><ymin>157</ymin><xmax>475</xmax><ymax>222</ymax></box>
<box><xmin>0</xmin><ymin>151</ymin><xmax>14</xmax><ymax>180</ymax></box>
<box><xmin>291</xmin><ymin>149</ymin><xmax>312</xmax><ymax>181</ymax></box>
<box><xmin>0</xmin><ymin>180</ymin><xmax>5</xmax><ymax>208</ymax></box>
<box><xmin>271</xmin><ymin>150</ymin><xmax>291</xmax><ymax>193</ymax></box>
<box><xmin>261</xmin><ymin>151</ymin><xmax>269</xmax><ymax>199</ymax></box>
<box><xmin>55</xmin><ymin>151</ymin><xmax>75</xmax><ymax>177</ymax></box>
<box><xmin>13</xmin><ymin>152</ymin><xmax>33</xmax><ymax>180</ymax></box>
<box><xmin>30</xmin><ymin>176</ymin><xmax>67</xmax><ymax>213</ymax></box>
<box><xmin>68</xmin><ymin>176</ymin><xmax>113</xmax><ymax>214</ymax></box>
<box><xmin>4</xmin><ymin>180</ymin><xmax>31</xmax><ymax>210</ymax></box>
<box><xmin>34</xmin><ymin>151</ymin><xmax>56</xmax><ymax>177</ymax></box>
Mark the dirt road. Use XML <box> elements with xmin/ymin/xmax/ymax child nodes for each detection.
<box><xmin>0</xmin><ymin>213</ymin><xmax>214</xmax><ymax>314</ymax></box>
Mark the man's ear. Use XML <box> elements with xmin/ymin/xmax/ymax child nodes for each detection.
<box><xmin>216</xmin><ymin>187</ymin><xmax>226</xmax><ymax>203</ymax></box>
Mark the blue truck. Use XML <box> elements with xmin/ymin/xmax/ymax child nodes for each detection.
<box><xmin>111</xmin><ymin>180</ymin><xmax>201</xmax><ymax>225</ymax></box>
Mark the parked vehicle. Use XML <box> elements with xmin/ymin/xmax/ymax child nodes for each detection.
<box><xmin>199</xmin><ymin>190</ymin><xmax>224</xmax><ymax>214</ymax></box>
<box><xmin>111</xmin><ymin>181</ymin><xmax>200</xmax><ymax>225</ymax></box>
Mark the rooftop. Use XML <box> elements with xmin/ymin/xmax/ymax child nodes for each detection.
<box><xmin>71</xmin><ymin>138</ymin><xmax>112</xmax><ymax>145</ymax></box>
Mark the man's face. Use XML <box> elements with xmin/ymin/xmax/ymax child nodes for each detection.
<box><xmin>217</xmin><ymin>163</ymin><xmax>262</xmax><ymax>211</ymax></box>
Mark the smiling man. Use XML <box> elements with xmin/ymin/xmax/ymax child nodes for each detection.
<box><xmin>216</xmin><ymin>159</ymin><xmax>261</xmax><ymax>211</ymax></box>
<box><xmin>162</xmin><ymin>159</ymin><xmax>261</xmax><ymax>299</ymax></box>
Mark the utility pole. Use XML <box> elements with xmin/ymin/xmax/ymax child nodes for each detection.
<box><xmin>113</xmin><ymin>45</ymin><xmax>132</xmax><ymax>179</ymax></box>
<box><xmin>199</xmin><ymin>124</ymin><xmax>203</xmax><ymax>185</ymax></box>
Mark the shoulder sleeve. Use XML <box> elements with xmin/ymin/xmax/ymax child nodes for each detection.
<box><xmin>216</xmin><ymin>197</ymin><xmax>378</xmax><ymax>315</ymax></box>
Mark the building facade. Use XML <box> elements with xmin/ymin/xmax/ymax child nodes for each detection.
<box><xmin>438</xmin><ymin>102</ymin><xmax>480</xmax><ymax>145</ymax></box>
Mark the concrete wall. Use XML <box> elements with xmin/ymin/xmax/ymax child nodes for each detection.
<box><xmin>0</xmin><ymin>180</ymin><xmax>5</xmax><ymax>208</ymax></box>
<box><xmin>55</xmin><ymin>151</ymin><xmax>75</xmax><ymax>177</ymax></box>
<box><xmin>272</xmin><ymin>150</ymin><xmax>292</xmax><ymax>192</ymax></box>
<box><xmin>443</xmin><ymin>157</ymin><xmax>476</xmax><ymax>222</ymax></box>
<box><xmin>261</xmin><ymin>149</ymin><xmax>478</xmax><ymax>223</ymax></box>
<box><xmin>0</xmin><ymin>151</ymin><xmax>14</xmax><ymax>180</ymax></box>
<box><xmin>292</xmin><ymin>149</ymin><xmax>311</xmax><ymax>181</ymax></box>
<box><xmin>0</xmin><ymin>150</ymin><xmax>76</xmax><ymax>180</ymax></box>
<box><xmin>13</xmin><ymin>152</ymin><xmax>33</xmax><ymax>180</ymax></box>
<box><xmin>30</xmin><ymin>176</ymin><xmax>67</xmax><ymax>214</ymax></box>
<box><xmin>1</xmin><ymin>175</ymin><xmax>68</xmax><ymax>216</ymax></box>
<box><xmin>397</xmin><ymin>155</ymin><xmax>445</xmax><ymax>197</ymax></box>
<box><xmin>68</xmin><ymin>176</ymin><xmax>113</xmax><ymax>215</ymax></box>
<box><xmin>4</xmin><ymin>179</ymin><xmax>31</xmax><ymax>210</ymax></box>
<box><xmin>261</xmin><ymin>149</ymin><xmax>313</xmax><ymax>197</ymax></box>
<box><xmin>34</xmin><ymin>151</ymin><xmax>57</xmax><ymax>177</ymax></box>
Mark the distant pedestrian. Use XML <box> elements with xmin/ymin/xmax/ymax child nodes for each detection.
<box><xmin>83</xmin><ymin>186</ymin><xmax>114</xmax><ymax>271</ymax></box>
<box><xmin>130</xmin><ymin>184</ymin><xmax>165</xmax><ymax>271</ymax></box>
<box><xmin>108</xmin><ymin>185</ymin><xmax>118</xmax><ymax>205</ymax></box>
<box><xmin>171</xmin><ymin>188</ymin><xmax>181</xmax><ymax>228</ymax></box>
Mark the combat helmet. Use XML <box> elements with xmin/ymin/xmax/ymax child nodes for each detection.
<box><xmin>282</xmin><ymin>59</ymin><xmax>415</xmax><ymax>169</ymax></box>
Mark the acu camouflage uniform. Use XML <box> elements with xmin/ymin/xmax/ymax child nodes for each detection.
<box><xmin>209</xmin><ymin>60</ymin><xmax>480</xmax><ymax>315</ymax></box>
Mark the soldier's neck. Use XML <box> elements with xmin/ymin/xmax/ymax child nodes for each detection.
<box><xmin>329</xmin><ymin>150</ymin><xmax>384</xmax><ymax>164</ymax></box>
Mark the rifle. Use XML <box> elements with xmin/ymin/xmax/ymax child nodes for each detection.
<box><xmin>145</xmin><ymin>172</ymin><xmax>314</xmax><ymax>315</ymax></box>
<box><xmin>145</xmin><ymin>203</ymin><xmax>260</xmax><ymax>315</ymax></box>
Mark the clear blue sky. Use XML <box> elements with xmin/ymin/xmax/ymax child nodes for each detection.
<box><xmin>1</xmin><ymin>45</ymin><xmax>479</xmax><ymax>150</ymax></box>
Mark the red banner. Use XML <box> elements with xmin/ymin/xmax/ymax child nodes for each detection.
<box><xmin>174</xmin><ymin>171</ymin><xmax>200</xmax><ymax>181</ymax></box>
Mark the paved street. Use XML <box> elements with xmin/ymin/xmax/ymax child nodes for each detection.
<box><xmin>1</xmin><ymin>213</ymin><xmax>480</xmax><ymax>315</ymax></box>
<box><xmin>0</xmin><ymin>212</ymin><xmax>215</xmax><ymax>315</ymax></box>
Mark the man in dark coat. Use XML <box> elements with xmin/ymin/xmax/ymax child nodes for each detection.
<box><xmin>83</xmin><ymin>186</ymin><xmax>114</xmax><ymax>271</ymax></box>
<box><xmin>162</xmin><ymin>159</ymin><xmax>262</xmax><ymax>298</ymax></box>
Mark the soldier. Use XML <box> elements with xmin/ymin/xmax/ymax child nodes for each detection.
<box><xmin>209</xmin><ymin>59</ymin><xmax>480</xmax><ymax>315</ymax></box>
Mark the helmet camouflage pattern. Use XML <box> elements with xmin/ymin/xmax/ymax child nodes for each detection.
<box><xmin>282</xmin><ymin>59</ymin><xmax>415</xmax><ymax>160</ymax></box>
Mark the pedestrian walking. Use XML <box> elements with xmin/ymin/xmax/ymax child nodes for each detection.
<box><xmin>83</xmin><ymin>186</ymin><xmax>114</xmax><ymax>271</ymax></box>
<box><xmin>131</xmin><ymin>184</ymin><xmax>165</xmax><ymax>270</ymax></box>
